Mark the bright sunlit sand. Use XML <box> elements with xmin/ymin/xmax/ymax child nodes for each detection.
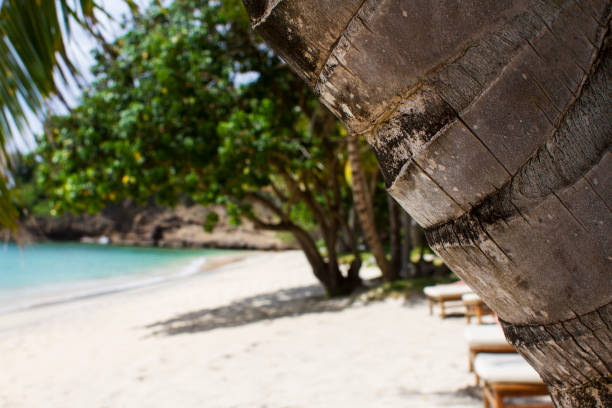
<box><xmin>0</xmin><ymin>250</ymin><xmax>481</xmax><ymax>408</ymax></box>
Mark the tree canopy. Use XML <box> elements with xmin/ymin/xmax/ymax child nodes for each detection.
<box><xmin>36</xmin><ymin>0</ymin><xmax>363</xmax><ymax>295</ymax></box>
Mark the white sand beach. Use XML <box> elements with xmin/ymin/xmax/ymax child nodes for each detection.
<box><xmin>0</xmin><ymin>250</ymin><xmax>483</xmax><ymax>408</ymax></box>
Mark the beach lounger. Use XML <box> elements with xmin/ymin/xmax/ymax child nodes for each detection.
<box><xmin>463</xmin><ymin>292</ymin><xmax>493</xmax><ymax>324</ymax></box>
<box><xmin>423</xmin><ymin>283</ymin><xmax>472</xmax><ymax>318</ymax></box>
<box><xmin>474</xmin><ymin>353</ymin><xmax>553</xmax><ymax>408</ymax></box>
<box><xmin>464</xmin><ymin>324</ymin><xmax>515</xmax><ymax>373</ymax></box>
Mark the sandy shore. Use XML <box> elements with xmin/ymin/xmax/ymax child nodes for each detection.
<box><xmin>0</xmin><ymin>250</ymin><xmax>482</xmax><ymax>408</ymax></box>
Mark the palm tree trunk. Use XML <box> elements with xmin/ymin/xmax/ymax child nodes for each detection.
<box><xmin>387</xmin><ymin>194</ymin><xmax>402</xmax><ymax>275</ymax></box>
<box><xmin>400</xmin><ymin>212</ymin><xmax>412</xmax><ymax>277</ymax></box>
<box><xmin>347</xmin><ymin>132</ymin><xmax>395</xmax><ymax>281</ymax></box>
<box><xmin>244</xmin><ymin>1</ymin><xmax>612</xmax><ymax>405</ymax></box>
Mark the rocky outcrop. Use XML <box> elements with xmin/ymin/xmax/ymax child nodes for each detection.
<box><xmin>19</xmin><ymin>201</ymin><xmax>296</xmax><ymax>250</ymax></box>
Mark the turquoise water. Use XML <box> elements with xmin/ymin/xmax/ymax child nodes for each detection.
<box><xmin>0</xmin><ymin>243</ymin><xmax>233</xmax><ymax>312</ymax></box>
<box><xmin>0</xmin><ymin>243</ymin><xmax>227</xmax><ymax>289</ymax></box>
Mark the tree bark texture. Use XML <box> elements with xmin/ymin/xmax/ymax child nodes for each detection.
<box><xmin>243</xmin><ymin>1</ymin><xmax>612</xmax><ymax>405</ymax></box>
<box><xmin>347</xmin><ymin>132</ymin><xmax>395</xmax><ymax>281</ymax></box>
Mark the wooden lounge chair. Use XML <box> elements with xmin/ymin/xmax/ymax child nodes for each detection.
<box><xmin>463</xmin><ymin>292</ymin><xmax>493</xmax><ymax>324</ymax></box>
<box><xmin>423</xmin><ymin>283</ymin><xmax>472</xmax><ymax>318</ymax></box>
<box><xmin>465</xmin><ymin>324</ymin><xmax>516</xmax><ymax>374</ymax></box>
<box><xmin>474</xmin><ymin>353</ymin><xmax>553</xmax><ymax>408</ymax></box>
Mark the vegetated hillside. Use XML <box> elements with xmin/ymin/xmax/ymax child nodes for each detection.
<box><xmin>12</xmin><ymin>200</ymin><xmax>296</xmax><ymax>250</ymax></box>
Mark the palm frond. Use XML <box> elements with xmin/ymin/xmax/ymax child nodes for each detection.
<box><xmin>0</xmin><ymin>0</ymin><xmax>134</xmax><ymax>230</ymax></box>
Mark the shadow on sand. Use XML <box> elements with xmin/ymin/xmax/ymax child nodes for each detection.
<box><xmin>146</xmin><ymin>284</ymin><xmax>355</xmax><ymax>336</ymax></box>
<box><xmin>393</xmin><ymin>385</ymin><xmax>482</xmax><ymax>407</ymax></box>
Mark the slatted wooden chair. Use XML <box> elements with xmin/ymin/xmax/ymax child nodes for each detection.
<box><xmin>423</xmin><ymin>283</ymin><xmax>472</xmax><ymax>318</ymax></box>
<box><xmin>474</xmin><ymin>353</ymin><xmax>553</xmax><ymax>408</ymax></box>
<box><xmin>463</xmin><ymin>292</ymin><xmax>493</xmax><ymax>324</ymax></box>
<box><xmin>465</xmin><ymin>324</ymin><xmax>516</xmax><ymax>375</ymax></box>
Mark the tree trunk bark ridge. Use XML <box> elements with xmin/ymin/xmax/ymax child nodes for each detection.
<box><xmin>426</xmin><ymin>32</ymin><xmax>611</xmax><ymax>324</ymax></box>
<box><xmin>243</xmin><ymin>1</ymin><xmax>612</xmax><ymax>406</ymax></box>
<box><xmin>501</xmin><ymin>302</ymin><xmax>612</xmax><ymax>406</ymax></box>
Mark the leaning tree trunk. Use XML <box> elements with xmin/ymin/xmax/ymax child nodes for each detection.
<box><xmin>347</xmin><ymin>132</ymin><xmax>395</xmax><ymax>281</ymax></box>
<box><xmin>388</xmin><ymin>194</ymin><xmax>402</xmax><ymax>276</ymax></box>
<box><xmin>400</xmin><ymin>212</ymin><xmax>412</xmax><ymax>277</ymax></box>
<box><xmin>243</xmin><ymin>0</ymin><xmax>612</xmax><ymax>405</ymax></box>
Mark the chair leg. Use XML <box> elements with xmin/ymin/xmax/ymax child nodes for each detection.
<box><xmin>469</xmin><ymin>350</ymin><xmax>475</xmax><ymax>372</ymax></box>
<box><xmin>493</xmin><ymin>391</ymin><xmax>504</xmax><ymax>408</ymax></box>
<box><xmin>428</xmin><ymin>298</ymin><xmax>434</xmax><ymax>315</ymax></box>
<box><xmin>440</xmin><ymin>301</ymin><xmax>446</xmax><ymax>318</ymax></box>
<box><xmin>476</xmin><ymin>305</ymin><xmax>483</xmax><ymax>324</ymax></box>
<box><xmin>483</xmin><ymin>384</ymin><xmax>492</xmax><ymax>408</ymax></box>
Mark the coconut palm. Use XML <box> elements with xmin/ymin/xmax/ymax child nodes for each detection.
<box><xmin>0</xmin><ymin>0</ymin><xmax>137</xmax><ymax>228</ymax></box>
<box><xmin>242</xmin><ymin>1</ymin><xmax>611</xmax><ymax>406</ymax></box>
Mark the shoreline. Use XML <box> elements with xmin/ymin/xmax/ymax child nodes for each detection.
<box><xmin>0</xmin><ymin>249</ymin><xmax>253</xmax><ymax>316</ymax></box>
